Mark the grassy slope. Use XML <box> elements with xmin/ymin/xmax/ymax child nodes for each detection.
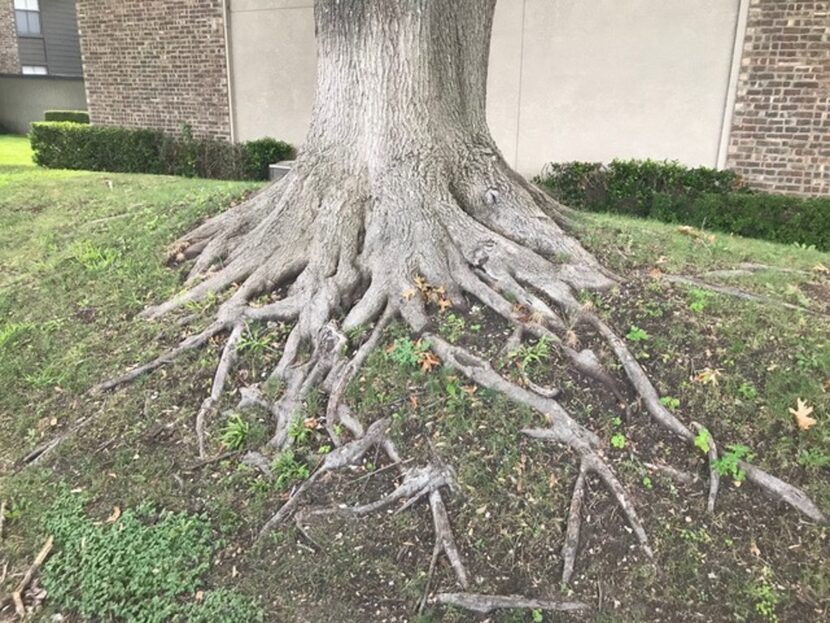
<box><xmin>1</xmin><ymin>138</ymin><xmax>828</xmax><ymax>622</ymax></box>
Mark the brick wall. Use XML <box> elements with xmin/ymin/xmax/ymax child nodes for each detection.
<box><xmin>76</xmin><ymin>0</ymin><xmax>230</xmax><ymax>140</ymax></box>
<box><xmin>727</xmin><ymin>0</ymin><xmax>830</xmax><ymax>196</ymax></box>
<box><xmin>0</xmin><ymin>0</ymin><xmax>19</xmax><ymax>74</ymax></box>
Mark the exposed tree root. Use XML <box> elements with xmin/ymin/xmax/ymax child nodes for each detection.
<box><xmin>84</xmin><ymin>160</ymin><xmax>826</xmax><ymax>612</ymax></box>
<box><xmin>660</xmin><ymin>273</ymin><xmax>826</xmax><ymax>317</ymax></box>
<box><xmin>430</xmin><ymin>592</ymin><xmax>589</xmax><ymax>614</ymax></box>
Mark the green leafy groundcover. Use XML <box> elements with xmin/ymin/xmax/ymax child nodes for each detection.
<box><xmin>535</xmin><ymin>159</ymin><xmax>830</xmax><ymax>251</ymax></box>
<box><xmin>29</xmin><ymin>122</ymin><xmax>293</xmax><ymax>181</ymax></box>
<box><xmin>41</xmin><ymin>490</ymin><xmax>263</xmax><ymax>623</ymax></box>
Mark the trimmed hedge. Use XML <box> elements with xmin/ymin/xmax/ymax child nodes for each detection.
<box><xmin>44</xmin><ymin>110</ymin><xmax>90</xmax><ymax>124</ymax></box>
<box><xmin>29</xmin><ymin>122</ymin><xmax>294</xmax><ymax>181</ymax></box>
<box><xmin>536</xmin><ymin>159</ymin><xmax>830</xmax><ymax>251</ymax></box>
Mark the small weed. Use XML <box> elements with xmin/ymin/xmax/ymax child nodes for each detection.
<box><xmin>737</xmin><ymin>381</ymin><xmax>758</xmax><ymax>400</ymax></box>
<box><xmin>713</xmin><ymin>444</ymin><xmax>754</xmax><ymax>481</ymax></box>
<box><xmin>611</xmin><ymin>433</ymin><xmax>626</xmax><ymax>449</ymax></box>
<box><xmin>271</xmin><ymin>450</ymin><xmax>310</xmax><ymax>491</ymax></box>
<box><xmin>747</xmin><ymin>567</ymin><xmax>780</xmax><ymax>623</ymax></box>
<box><xmin>220</xmin><ymin>414</ymin><xmax>249</xmax><ymax>450</ymax></box>
<box><xmin>439</xmin><ymin>313</ymin><xmax>466</xmax><ymax>343</ymax></box>
<box><xmin>642</xmin><ymin>476</ymin><xmax>653</xmax><ymax>489</ymax></box>
<box><xmin>346</xmin><ymin>323</ymin><xmax>369</xmax><ymax>344</ymax></box>
<box><xmin>687</xmin><ymin>288</ymin><xmax>710</xmax><ymax>313</ymax></box>
<box><xmin>387</xmin><ymin>337</ymin><xmax>430</xmax><ymax>367</ymax></box>
<box><xmin>287</xmin><ymin>416</ymin><xmax>313</xmax><ymax>447</ymax></box>
<box><xmin>514</xmin><ymin>335</ymin><xmax>551</xmax><ymax>369</ymax></box>
<box><xmin>798</xmin><ymin>448</ymin><xmax>830</xmax><ymax>470</ymax></box>
<box><xmin>694</xmin><ymin>427</ymin><xmax>711</xmax><ymax>454</ymax></box>
<box><xmin>660</xmin><ymin>396</ymin><xmax>681</xmax><ymax>411</ymax></box>
<box><xmin>238</xmin><ymin>323</ymin><xmax>276</xmax><ymax>358</ymax></box>
<box><xmin>626</xmin><ymin>326</ymin><xmax>649</xmax><ymax>342</ymax></box>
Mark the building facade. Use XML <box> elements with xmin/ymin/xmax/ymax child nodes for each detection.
<box><xmin>0</xmin><ymin>0</ymin><xmax>86</xmax><ymax>132</ymax></box>
<box><xmin>2</xmin><ymin>0</ymin><xmax>827</xmax><ymax>195</ymax></box>
<box><xmin>727</xmin><ymin>0</ymin><xmax>829</xmax><ymax>196</ymax></box>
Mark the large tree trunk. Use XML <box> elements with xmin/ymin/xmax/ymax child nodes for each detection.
<box><xmin>93</xmin><ymin>0</ymin><xmax>825</xmax><ymax>611</ymax></box>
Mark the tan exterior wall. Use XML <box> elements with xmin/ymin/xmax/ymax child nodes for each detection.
<box><xmin>0</xmin><ymin>75</ymin><xmax>86</xmax><ymax>133</ymax></box>
<box><xmin>228</xmin><ymin>0</ymin><xmax>743</xmax><ymax>176</ymax></box>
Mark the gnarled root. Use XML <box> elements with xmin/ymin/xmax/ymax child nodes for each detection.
<box><xmin>87</xmin><ymin>159</ymin><xmax>826</xmax><ymax>610</ymax></box>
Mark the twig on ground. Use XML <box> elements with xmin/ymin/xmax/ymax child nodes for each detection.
<box><xmin>0</xmin><ymin>535</ymin><xmax>53</xmax><ymax>617</ymax></box>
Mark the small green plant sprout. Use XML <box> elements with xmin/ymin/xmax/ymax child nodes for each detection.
<box><xmin>611</xmin><ymin>416</ymin><xmax>622</xmax><ymax>427</ymax></box>
<box><xmin>531</xmin><ymin>609</ymin><xmax>544</xmax><ymax>622</ymax></box>
<box><xmin>386</xmin><ymin>337</ymin><xmax>430</xmax><ymax>367</ymax></box>
<box><xmin>798</xmin><ymin>448</ymin><xmax>830</xmax><ymax>470</ymax></box>
<box><xmin>713</xmin><ymin>444</ymin><xmax>754</xmax><ymax>482</ymax></box>
<box><xmin>737</xmin><ymin>381</ymin><xmax>758</xmax><ymax>400</ymax></box>
<box><xmin>238</xmin><ymin>323</ymin><xmax>276</xmax><ymax>357</ymax></box>
<box><xmin>610</xmin><ymin>433</ymin><xmax>626</xmax><ymax>449</ymax></box>
<box><xmin>625</xmin><ymin>325</ymin><xmax>649</xmax><ymax>342</ymax></box>
<box><xmin>660</xmin><ymin>396</ymin><xmax>680</xmax><ymax>411</ymax></box>
<box><xmin>439</xmin><ymin>312</ymin><xmax>466</xmax><ymax>343</ymax></box>
<box><xmin>748</xmin><ymin>566</ymin><xmax>780</xmax><ymax>623</ymax></box>
<box><xmin>694</xmin><ymin>427</ymin><xmax>711</xmax><ymax>454</ymax></box>
<box><xmin>220</xmin><ymin>414</ymin><xmax>249</xmax><ymax>450</ymax></box>
<box><xmin>642</xmin><ymin>476</ymin><xmax>653</xmax><ymax>489</ymax></box>
<box><xmin>687</xmin><ymin>288</ymin><xmax>710</xmax><ymax>313</ymax></box>
<box><xmin>514</xmin><ymin>335</ymin><xmax>551</xmax><ymax>369</ymax></box>
<box><xmin>271</xmin><ymin>450</ymin><xmax>310</xmax><ymax>491</ymax></box>
<box><xmin>287</xmin><ymin>416</ymin><xmax>314</xmax><ymax>446</ymax></box>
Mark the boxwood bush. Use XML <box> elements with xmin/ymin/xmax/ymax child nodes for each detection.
<box><xmin>536</xmin><ymin>159</ymin><xmax>829</xmax><ymax>251</ymax></box>
<box><xmin>44</xmin><ymin>109</ymin><xmax>90</xmax><ymax>124</ymax></box>
<box><xmin>30</xmin><ymin>122</ymin><xmax>294</xmax><ymax>181</ymax></box>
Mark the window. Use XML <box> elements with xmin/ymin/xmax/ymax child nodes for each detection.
<box><xmin>21</xmin><ymin>65</ymin><xmax>47</xmax><ymax>75</ymax></box>
<box><xmin>15</xmin><ymin>0</ymin><xmax>41</xmax><ymax>37</ymax></box>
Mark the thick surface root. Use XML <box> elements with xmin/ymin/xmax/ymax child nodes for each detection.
<box><xmin>90</xmin><ymin>162</ymin><xmax>827</xmax><ymax>611</ymax></box>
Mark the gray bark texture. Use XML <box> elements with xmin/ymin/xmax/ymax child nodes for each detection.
<box><xmin>91</xmin><ymin>0</ymin><xmax>825</xmax><ymax>614</ymax></box>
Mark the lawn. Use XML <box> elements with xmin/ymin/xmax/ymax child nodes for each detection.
<box><xmin>0</xmin><ymin>148</ymin><xmax>828</xmax><ymax>622</ymax></box>
<box><xmin>0</xmin><ymin>134</ymin><xmax>35</xmax><ymax>167</ymax></box>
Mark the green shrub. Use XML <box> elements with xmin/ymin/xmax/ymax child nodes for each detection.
<box><xmin>44</xmin><ymin>109</ymin><xmax>90</xmax><ymax>124</ymax></box>
<box><xmin>30</xmin><ymin>122</ymin><xmax>165</xmax><ymax>174</ymax></box>
<box><xmin>242</xmin><ymin>137</ymin><xmax>294</xmax><ymax>180</ymax></box>
<box><xmin>29</xmin><ymin>122</ymin><xmax>293</xmax><ymax>181</ymax></box>
<box><xmin>536</xmin><ymin>159</ymin><xmax>830</xmax><ymax>250</ymax></box>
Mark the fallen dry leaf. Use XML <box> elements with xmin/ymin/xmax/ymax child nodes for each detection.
<box><xmin>437</xmin><ymin>297</ymin><xmax>453</xmax><ymax>312</ymax></box>
<box><xmin>812</xmin><ymin>263</ymin><xmax>829</xmax><ymax>275</ymax></box>
<box><xmin>419</xmin><ymin>351</ymin><xmax>441</xmax><ymax>373</ymax></box>
<box><xmin>648</xmin><ymin>267</ymin><xmax>663</xmax><ymax>279</ymax></box>
<box><xmin>692</xmin><ymin>368</ymin><xmax>722</xmax><ymax>386</ymax></box>
<box><xmin>105</xmin><ymin>506</ymin><xmax>121</xmax><ymax>524</ymax></box>
<box><xmin>789</xmin><ymin>398</ymin><xmax>816</xmax><ymax>431</ymax></box>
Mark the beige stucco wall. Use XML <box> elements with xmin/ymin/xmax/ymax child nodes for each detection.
<box><xmin>0</xmin><ymin>76</ymin><xmax>87</xmax><ymax>134</ymax></box>
<box><xmin>228</xmin><ymin>0</ymin><xmax>742</xmax><ymax>175</ymax></box>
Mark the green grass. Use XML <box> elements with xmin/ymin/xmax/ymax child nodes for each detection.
<box><xmin>0</xmin><ymin>134</ymin><xmax>34</xmax><ymax>167</ymax></box>
<box><xmin>0</xmin><ymin>158</ymin><xmax>828</xmax><ymax>622</ymax></box>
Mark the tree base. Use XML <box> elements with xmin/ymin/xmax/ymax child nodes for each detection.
<box><xmin>93</xmin><ymin>159</ymin><xmax>826</xmax><ymax>614</ymax></box>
